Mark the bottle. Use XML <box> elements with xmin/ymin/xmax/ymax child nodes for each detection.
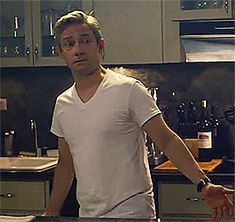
<box><xmin>187</xmin><ymin>101</ymin><xmax>198</xmax><ymax>137</ymax></box>
<box><xmin>177</xmin><ymin>103</ymin><xmax>186</xmax><ymax>138</ymax></box>
<box><xmin>210</xmin><ymin>104</ymin><xmax>219</xmax><ymax>138</ymax></box>
<box><xmin>13</xmin><ymin>16</ymin><xmax>19</xmax><ymax>37</ymax></box>
<box><xmin>210</xmin><ymin>104</ymin><xmax>221</xmax><ymax>158</ymax></box>
<box><xmin>197</xmin><ymin>100</ymin><xmax>212</xmax><ymax>162</ymax></box>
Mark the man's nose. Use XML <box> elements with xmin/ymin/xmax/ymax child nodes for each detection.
<box><xmin>74</xmin><ymin>41</ymin><xmax>84</xmax><ymax>54</ymax></box>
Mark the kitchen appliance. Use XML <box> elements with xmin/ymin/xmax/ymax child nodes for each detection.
<box><xmin>180</xmin><ymin>20</ymin><xmax>235</xmax><ymax>62</ymax></box>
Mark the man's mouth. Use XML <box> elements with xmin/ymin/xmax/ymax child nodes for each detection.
<box><xmin>74</xmin><ymin>59</ymin><xmax>87</xmax><ymax>64</ymax></box>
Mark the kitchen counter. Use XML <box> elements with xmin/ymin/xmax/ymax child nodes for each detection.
<box><xmin>151</xmin><ymin>159</ymin><xmax>234</xmax><ymax>220</ymax></box>
<box><xmin>151</xmin><ymin>159</ymin><xmax>235</xmax><ymax>184</ymax></box>
<box><xmin>0</xmin><ymin>166</ymin><xmax>55</xmax><ymax>180</ymax></box>
<box><xmin>18</xmin><ymin>216</ymin><xmax>235</xmax><ymax>222</ymax></box>
<box><xmin>1</xmin><ymin>159</ymin><xmax>234</xmax><ymax>219</ymax></box>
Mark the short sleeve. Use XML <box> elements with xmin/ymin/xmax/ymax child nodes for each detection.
<box><xmin>128</xmin><ymin>81</ymin><xmax>161</xmax><ymax>127</ymax></box>
<box><xmin>50</xmin><ymin>98</ymin><xmax>64</xmax><ymax>138</ymax></box>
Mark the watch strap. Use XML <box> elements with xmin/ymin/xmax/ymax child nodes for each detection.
<box><xmin>197</xmin><ymin>177</ymin><xmax>211</xmax><ymax>192</ymax></box>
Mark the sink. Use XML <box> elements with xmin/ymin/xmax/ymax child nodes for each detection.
<box><xmin>0</xmin><ymin>157</ymin><xmax>58</xmax><ymax>172</ymax></box>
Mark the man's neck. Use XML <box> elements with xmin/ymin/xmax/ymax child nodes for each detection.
<box><xmin>74</xmin><ymin>66</ymin><xmax>106</xmax><ymax>91</ymax></box>
<box><xmin>74</xmin><ymin>66</ymin><xmax>107</xmax><ymax>103</ymax></box>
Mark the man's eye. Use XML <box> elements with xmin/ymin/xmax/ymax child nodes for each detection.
<box><xmin>80</xmin><ymin>39</ymin><xmax>91</xmax><ymax>44</ymax></box>
<box><xmin>64</xmin><ymin>41</ymin><xmax>75</xmax><ymax>47</ymax></box>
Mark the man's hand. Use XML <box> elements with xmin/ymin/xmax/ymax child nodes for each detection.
<box><xmin>202</xmin><ymin>183</ymin><xmax>234</xmax><ymax>220</ymax></box>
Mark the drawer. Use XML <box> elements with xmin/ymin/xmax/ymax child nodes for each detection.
<box><xmin>0</xmin><ymin>181</ymin><xmax>49</xmax><ymax>211</ymax></box>
<box><xmin>158</xmin><ymin>183</ymin><xmax>234</xmax><ymax>217</ymax></box>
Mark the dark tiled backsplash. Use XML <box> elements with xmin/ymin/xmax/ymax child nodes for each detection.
<box><xmin>1</xmin><ymin>62</ymin><xmax>234</xmax><ymax>154</ymax></box>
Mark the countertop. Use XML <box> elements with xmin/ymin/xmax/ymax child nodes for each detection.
<box><xmin>28</xmin><ymin>216</ymin><xmax>235</xmax><ymax>222</ymax></box>
<box><xmin>1</xmin><ymin>215</ymin><xmax>234</xmax><ymax>222</ymax></box>
<box><xmin>151</xmin><ymin>159</ymin><xmax>235</xmax><ymax>184</ymax></box>
<box><xmin>0</xmin><ymin>166</ymin><xmax>55</xmax><ymax>180</ymax></box>
<box><xmin>1</xmin><ymin>158</ymin><xmax>234</xmax><ymax>183</ymax></box>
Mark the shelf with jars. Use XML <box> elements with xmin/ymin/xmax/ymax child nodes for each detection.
<box><xmin>0</xmin><ymin>0</ymin><xmax>93</xmax><ymax>67</ymax></box>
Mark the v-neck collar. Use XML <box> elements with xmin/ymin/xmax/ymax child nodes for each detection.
<box><xmin>73</xmin><ymin>73</ymin><xmax>107</xmax><ymax>108</ymax></box>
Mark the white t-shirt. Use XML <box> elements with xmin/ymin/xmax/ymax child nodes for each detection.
<box><xmin>51</xmin><ymin>69</ymin><xmax>161</xmax><ymax>219</ymax></box>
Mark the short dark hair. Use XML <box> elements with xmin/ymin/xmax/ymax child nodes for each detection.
<box><xmin>54</xmin><ymin>10</ymin><xmax>103</xmax><ymax>46</ymax></box>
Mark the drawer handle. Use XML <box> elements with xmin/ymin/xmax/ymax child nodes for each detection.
<box><xmin>0</xmin><ymin>193</ymin><xmax>15</xmax><ymax>198</ymax></box>
<box><xmin>186</xmin><ymin>197</ymin><xmax>204</xmax><ymax>202</ymax></box>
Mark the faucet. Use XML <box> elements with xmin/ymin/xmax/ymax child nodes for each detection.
<box><xmin>30</xmin><ymin>119</ymin><xmax>41</xmax><ymax>157</ymax></box>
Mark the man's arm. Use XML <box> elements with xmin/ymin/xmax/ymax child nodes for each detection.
<box><xmin>45</xmin><ymin>137</ymin><xmax>75</xmax><ymax>216</ymax></box>
<box><xmin>142</xmin><ymin>114</ymin><xmax>234</xmax><ymax>219</ymax></box>
<box><xmin>143</xmin><ymin>114</ymin><xmax>205</xmax><ymax>184</ymax></box>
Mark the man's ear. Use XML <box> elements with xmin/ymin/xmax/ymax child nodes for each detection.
<box><xmin>55</xmin><ymin>45</ymin><xmax>64</xmax><ymax>59</ymax></box>
<box><xmin>99</xmin><ymin>38</ymin><xmax>105</xmax><ymax>50</ymax></box>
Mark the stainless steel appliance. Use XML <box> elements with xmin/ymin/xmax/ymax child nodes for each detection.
<box><xmin>180</xmin><ymin>20</ymin><xmax>235</xmax><ymax>62</ymax></box>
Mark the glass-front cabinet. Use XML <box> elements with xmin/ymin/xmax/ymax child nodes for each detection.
<box><xmin>166</xmin><ymin>0</ymin><xmax>234</xmax><ymax>20</ymax></box>
<box><xmin>1</xmin><ymin>0</ymin><xmax>93</xmax><ymax>67</ymax></box>
<box><xmin>1</xmin><ymin>1</ymin><xmax>32</xmax><ymax>66</ymax></box>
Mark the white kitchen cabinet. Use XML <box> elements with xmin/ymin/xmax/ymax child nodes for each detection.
<box><xmin>1</xmin><ymin>0</ymin><xmax>163</xmax><ymax>67</ymax></box>
<box><xmin>93</xmin><ymin>0</ymin><xmax>163</xmax><ymax>64</ymax></box>
<box><xmin>0</xmin><ymin>0</ymin><xmax>92</xmax><ymax>67</ymax></box>
<box><xmin>164</xmin><ymin>0</ymin><xmax>234</xmax><ymax>21</ymax></box>
<box><xmin>0</xmin><ymin>180</ymin><xmax>49</xmax><ymax>215</ymax></box>
<box><xmin>158</xmin><ymin>182</ymin><xmax>234</xmax><ymax>219</ymax></box>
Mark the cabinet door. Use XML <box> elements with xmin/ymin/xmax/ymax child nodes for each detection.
<box><xmin>0</xmin><ymin>181</ymin><xmax>49</xmax><ymax>215</ymax></box>
<box><xmin>31</xmin><ymin>0</ymin><xmax>93</xmax><ymax>66</ymax></box>
<box><xmin>164</xmin><ymin>0</ymin><xmax>234</xmax><ymax>21</ymax></box>
<box><xmin>93</xmin><ymin>0</ymin><xmax>163</xmax><ymax>64</ymax></box>
<box><xmin>158</xmin><ymin>183</ymin><xmax>234</xmax><ymax>219</ymax></box>
<box><xmin>0</xmin><ymin>1</ymin><xmax>33</xmax><ymax>67</ymax></box>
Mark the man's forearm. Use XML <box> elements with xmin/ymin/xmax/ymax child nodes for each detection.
<box><xmin>45</xmin><ymin>163</ymin><xmax>75</xmax><ymax>216</ymax></box>
<box><xmin>163</xmin><ymin>133</ymin><xmax>207</xmax><ymax>184</ymax></box>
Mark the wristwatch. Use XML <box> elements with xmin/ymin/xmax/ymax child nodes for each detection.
<box><xmin>197</xmin><ymin>177</ymin><xmax>211</xmax><ymax>192</ymax></box>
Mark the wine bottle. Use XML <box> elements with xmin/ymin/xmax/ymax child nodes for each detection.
<box><xmin>210</xmin><ymin>104</ymin><xmax>219</xmax><ymax>139</ymax></box>
<box><xmin>197</xmin><ymin>100</ymin><xmax>212</xmax><ymax>162</ymax></box>
<box><xmin>210</xmin><ymin>103</ymin><xmax>220</xmax><ymax>157</ymax></box>
<box><xmin>187</xmin><ymin>101</ymin><xmax>198</xmax><ymax>137</ymax></box>
<box><xmin>177</xmin><ymin>103</ymin><xmax>186</xmax><ymax>138</ymax></box>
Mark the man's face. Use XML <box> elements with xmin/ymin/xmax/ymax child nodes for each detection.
<box><xmin>57</xmin><ymin>23</ymin><xmax>104</xmax><ymax>77</ymax></box>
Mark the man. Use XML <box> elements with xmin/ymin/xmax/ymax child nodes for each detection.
<box><xmin>45</xmin><ymin>10</ymin><xmax>234</xmax><ymax>220</ymax></box>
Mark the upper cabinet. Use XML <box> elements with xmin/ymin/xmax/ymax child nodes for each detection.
<box><xmin>93</xmin><ymin>1</ymin><xmax>163</xmax><ymax>64</ymax></box>
<box><xmin>161</xmin><ymin>0</ymin><xmax>235</xmax><ymax>63</ymax></box>
<box><xmin>1</xmin><ymin>0</ymin><xmax>163</xmax><ymax>67</ymax></box>
<box><xmin>0</xmin><ymin>0</ymin><xmax>93</xmax><ymax>67</ymax></box>
<box><xmin>166</xmin><ymin>0</ymin><xmax>234</xmax><ymax>21</ymax></box>
<box><xmin>2</xmin><ymin>1</ymin><xmax>232</xmax><ymax>67</ymax></box>
<box><xmin>1</xmin><ymin>1</ymin><xmax>32</xmax><ymax>67</ymax></box>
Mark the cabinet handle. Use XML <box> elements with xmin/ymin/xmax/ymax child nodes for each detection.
<box><xmin>35</xmin><ymin>44</ymin><xmax>39</xmax><ymax>58</ymax></box>
<box><xmin>25</xmin><ymin>45</ymin><xmax>30</xmax><ymax>57</ymax></box>
<box><xmin>0</xmin><ymin>193</ymin><xmax>15</xmax><ymax>198</ymax></box>
<box><xmin>214</xmin><ymin>26</ymin><xmax>234</xmax><ymax>31</ymax></box>
<box><xmin>224</xmin><ymin>0</ymin><xmax>229</xmax><ymax>13</ymax></box>
<box><xmin>186</xmin><ymin>197</ymin><xmax>204</xmax><ymax>202</ymax></box>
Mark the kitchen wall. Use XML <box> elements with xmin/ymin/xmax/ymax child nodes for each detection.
<box><xmin>1</xmin><ymin>62</ymin><xmax>234</xmax><ymax>155</ymax></box>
